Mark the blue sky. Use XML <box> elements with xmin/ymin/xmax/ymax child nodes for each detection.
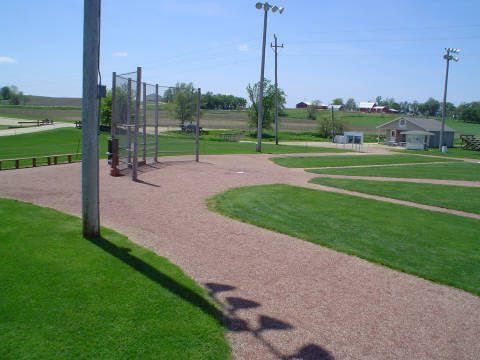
<box><xmin>1</xmin><ymin>0</ymin><xmax>479</xmax><ymax>106</ymax></box>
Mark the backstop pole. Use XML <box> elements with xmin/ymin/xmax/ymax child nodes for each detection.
<box><xmin>142</xmin><ymin>82</ymin><xmax>147</xmax><ymax>162</ymax></box>
<box><xmin>81</xmin><ymin>0</ymin><xmax>101</xmax><ymax>239</ymax></box>
<box><xmin>154</xmin><ymin>84</ymin><xmax>159</xmax><ymax>162</ymax></box>
<box><xmin>132</xmin><ymin>66</ymin><xmax>141</xmax><ymax>181</ymax></box>
<box><xmin>195</xmin><ymin>88</ymin><xmax>201</xmax><ymax>162</ymax></box>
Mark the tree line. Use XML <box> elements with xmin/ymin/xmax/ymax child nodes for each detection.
<box><xmin>0</xmin><ymin>85</ymin><xmax>28</xmax><ymax>105</ymax></box>
<box><xmin>162</xmin><ymin>85</ymin><xmax>246</xmax><ymax>111</ymax></box>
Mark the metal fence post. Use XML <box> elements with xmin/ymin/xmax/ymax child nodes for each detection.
<box><xmin>195</xmin><ymin>88</ymin><xmax>201</xmax><ymax>162</ymax></box>
<box><xmin>154</xmin><ymin>84</ymin><xmax>159</xmax><ymax>162</ymax></box>
<box><xmin>142</xmin><ymin>82</ymin><xmax>147</xmax><ymax>162</ymax></box>
<box><xmin>132</xmin><ymin>67</ymin><xmax>141</xmax><ymax>181</ymax></box>
<box><xmin>126</xmin><ymin>78</ymin><xmax>132</xmax><ymax>167</ymax></box>
<box><xmin>111</xmin><ymin>72</ymin><xmax>116</xmax><ymax>138</ymax></box>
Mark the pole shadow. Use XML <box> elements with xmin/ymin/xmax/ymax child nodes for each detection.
<box><xmin>85</xmin><ymin>236</ymin><xmax>223</xmax><ymax>323</ymax></box>
<box><xmin>205</xmin><ymin>282</ymin><xmax>334</xmax><ymax>360</ymax></box>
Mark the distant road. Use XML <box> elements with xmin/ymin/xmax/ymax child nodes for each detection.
<box><xmin>0</xmin><ymin>117</ymin><xmax>74</xmax><ymax>136</ymax></box>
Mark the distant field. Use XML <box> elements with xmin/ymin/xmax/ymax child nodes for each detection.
<box><xmin>309</xmin><ymin>162</ymin><xmax>480</xmax><ymax>181</ymax></box>
<box><xmin>271</xmin><ymin>154</ymin><xmax>455</xmax><ymax>168</ymax></box>
<box><xmin>311</xmin><ymin>178</ymin><xmax>480</xmax><ymax>215</ymax></box>
<box><xmin>3</xmin><ymin>102</ymin><xmax>479</xmax><ymax>137</ymax></box>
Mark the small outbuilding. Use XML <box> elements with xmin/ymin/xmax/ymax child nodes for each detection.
<box><xmin>376</xmin><ymin>117</ymin><xmax>455</xmax><ymax>148</ymax></box>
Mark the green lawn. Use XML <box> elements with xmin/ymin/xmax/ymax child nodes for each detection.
<box><xmin>0</xmin><ymin>198</ymin><xmax>230</xmax><ymax>359</ymax></box>
<box><xmin>395</xmin><ymin>147</ymin><xmax>480</xmax><ymax>160</ymax></box>
<box><xmin>311</xmin><ymin>178</ymin><xmax>480</xmax><ymax>214</ymax></box>
<box><xmin>0</xmin><ymin>128</ymin><xmax>345</xmax><ymax>169</ymax></box>
<box><xmin>271</xmin><ymin>154</ymin><xmax>455</xmax><ymax>168</ymax></box>
<box><xmin>309</xmin><ymin>162</ymin><xmax>480</xmax><ymax>181</ymax></box>
<box><xmin>209</xmin><ymin>184</ymin><xmax>480</xmax><ymax>296</ymax></box>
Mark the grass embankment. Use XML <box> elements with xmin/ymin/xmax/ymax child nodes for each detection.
<box><xmin>271</xmin><ymin>154</ymin><xmax>455</xmax><ymax>168</ymax></box>
<box><xmin>311</xmin><ymin>178</ymin><xmax>480</xmax><ymax>214</ymax></box>
<box><xmin>209</xmin><ymin>184</ymin><xmax>480</xmax><ymax>295</ymax></box>
<box><xmin>0</xmin><ymin>198</ymin><xmax>230</xmax><ymax>359</ymax></box>
<box><xmin>309</xmin><ymin>162</ymin><xmax>480</xmax><ymax>181</ymax></box>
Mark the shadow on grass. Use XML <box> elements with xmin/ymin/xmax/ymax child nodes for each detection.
<box><xmin>206</xmin><ymin>282</ymin><xmax>334</xmax><ymax>360</ymax></box>
<box><xmin>85</xmin><ymin>235</ymin><xmax>223</xmax><ymax>324</ymax></box>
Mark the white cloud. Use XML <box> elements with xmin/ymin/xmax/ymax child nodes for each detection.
<box><xmin>0</xmin><ymin>56</ymin><xmax>16</xmax><ymax>64</ymax></box>
<box><xmin>112</xmin><ymin>52</ymin><xmax>128</xmax><ymax>57</ymax></box>
<box><xmin>237</xmin><ymin>44</ymin><xmax>249</xmax><ymax>52</ymax></box>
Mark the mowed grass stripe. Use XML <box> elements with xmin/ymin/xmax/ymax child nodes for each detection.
<box><xmin>311</xmin><ymin>178</ymin><xmax>480</xmax><ymax>215</ymax></box>
<box><xmin>270</xmin><ymin>154</ymin><xmax>456</xmax><ymax>168</ymax></box>
<box><xmin>209</xmin><ymin>184</ymin><xmax>480</xmax><ymax>296</ymax></box>
<box><xmin>308</xmin><ymin>162</ymin><xmax>480</xmax><ymax>181</ymax></box>
<box><xmin>0</xmin><ymin>199</ymin><xmax>230</xmax><ymax>359</ymax></box>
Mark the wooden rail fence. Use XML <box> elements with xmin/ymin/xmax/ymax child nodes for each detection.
<box><xmin>0</xmin><ymin>153</ymin><xmax>82</xmax><ymax>171</ymax></box>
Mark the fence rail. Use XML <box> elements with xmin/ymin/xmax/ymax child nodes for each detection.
<box><xmin>0</xmin><ymin>153</ymin><xmax>81</xmax><ymax>171</ymax></box>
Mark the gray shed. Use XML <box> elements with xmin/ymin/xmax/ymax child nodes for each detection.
<box><xmin>376</xmin><ymin>117</ymin><xmax>455</xmax><ymax>148</ymax></box>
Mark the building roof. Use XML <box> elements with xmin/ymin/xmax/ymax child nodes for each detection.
<box><xmin>359</xmin><ymin>102</ymin><xmax>376</xmax><ymax>109</ymax></box>
<box><xmin>376</xmin><ymin>117</ymin><xmax>455</xmax><ymax>132</ymax></box>
<box><xmin>297</xmin><ymin>101</ymin><xmax>311</xmax><ymax>106</ymax></box>
<box><xmin>328</xmin><ymin>104</ymin><xmax>344</xmax><ymax>110</ymax></box>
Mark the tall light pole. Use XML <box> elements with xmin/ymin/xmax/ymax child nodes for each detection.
<box><xmin>439</xmin><ymin>47</ymin><xmax>459</xmax><ymax>150</ymax></box>
<box><xmin>82</xmin><ymin>0</ymin><xmax>101</xmax><ymax>238</ymax></box>
<box><xmin>271</xmin><ymin>34</ymin><xmax>284</xmax><ymax>145</ymax></box>
<box><xmin>255</xmin><ymin>2</ymin><xmax>284</xmax><ymax>152</ymax></box>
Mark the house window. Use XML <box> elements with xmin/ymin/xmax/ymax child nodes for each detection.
<box><xmin>399</xmin><ymin>119</ymin><xmax>406</xmax><ymax>127</ymax></box>
<box><xmin>391</xmin><ymin>130</ymin><xmax>396</xmax><ymax>137</ymax></box>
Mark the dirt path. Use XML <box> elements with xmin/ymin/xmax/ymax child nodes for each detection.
<box><xmin>1</xmin><ymin>154</ymin><xmax>479</xmax><ymax>360</ymax></box>
<box><xmin>0</xmin><ymin>117</ymin><xmax>73</xmax><ymax>136</ymax></box>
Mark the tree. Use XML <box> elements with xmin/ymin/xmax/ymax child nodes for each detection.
<box><xmin>419</xmin><ymin>98</ymin><xmax>440</xmax><ymax>117</ymax></box>
<box><xmin>331</xmin><ymin>98</ymin><xmax>343</xmax><ymax>105</ymax></box>
<box><xmin>306</xmin><ymin>105</ymin><xmax>318</xmax><ymax>120</ymax></box>
<box><xmin>100</xmin><ymin>90</ymin><xmax>112</xmax><ymax>126</ymax></box>
<box><xmin>344</xmin><ymin>98</ymin><xmax>357</xmax><ymax>111</ymax></box>
<box><xmin>1</xmin><ymin>86</ymin><xmax>11</xmax><ymax>100</ymax></box>
<box><xmin>246</xmin><ymin>79</ymin><xmax>286</xmax><ymax>130</ymax></box>
<box><xmin>169</xmin><ymin>82</ymin><xmax>197</xmax><ymax>126</ymax></box>
<box><xmin>410</xmin><ymin>101</ymin><xmax>420</xmax><ymax>115</ymax></box>
<box><xmin>316</xmin><ymin>113</ymin><xmax>345</xmax><ymax>138</ymax></box>
<box><xmin>459</xmin><ymin>102</ymin><xmax>480</xmax><ymax>123</ymax></box>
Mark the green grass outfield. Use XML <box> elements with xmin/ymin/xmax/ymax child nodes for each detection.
<box><xmin>308</xmin><ymin>162</ymin><xmax>480</xmax><ymax>181</ymax></box>
<box><xmin>394</xmin><ymin>147</ymin><xmax>480</xmax><ymax>160</ymax></box>
<box><xmin>0</xmin><ymin>128</ymin><xmax>345</xmax><ymax>169</ymax></box>
<box><xmin>0</xmin><ymin>198</ymin><xmax>230</xmax><ymax>359</ymax></box>
<box><xmin>208</xmin><ymin>184</ymin><xmax>480</xmax><ymax>296</ymax></box>
<box><xmin>271</xmin><ymin>154</ymin><xmax>455</xmax><ymax>168</ymax></box>
<box><xmin>311</xmin><ymin>178</ymin><xmax>480</xmax><ymax>214</ymax></box>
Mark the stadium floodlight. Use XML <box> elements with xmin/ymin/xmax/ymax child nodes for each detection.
<box><xmin>439</xmin><ymin>47</ymin><xmax>460</xmax><ymax>151</ymax></box>
<box><xmin>254</xmin><ymin>2</ymin><xmax>284</xmax><ymax>152</ymax></box>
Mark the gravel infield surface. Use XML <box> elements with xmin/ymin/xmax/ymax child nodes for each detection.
<box><xmin>1</xmin><ymin>153</ymin><xmax>479</xmax><ymax>360</ymax></box>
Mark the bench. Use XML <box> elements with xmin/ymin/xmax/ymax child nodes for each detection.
<box><xmin>18</xmin><ymin>119</ymin><xmax>54</xmax><ymax>127</ymax></box>
<box><xmin>217</xmin><ymin>132</ymin><xmax>244</xmax><ymax>142</ymax></box>
<box><xmin>0</xmin><ymin>153</ymin><xmax>81</xmax><ymax>171</ymax></box>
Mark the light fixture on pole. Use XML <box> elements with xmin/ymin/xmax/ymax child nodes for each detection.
<box><xmin>254</xmin><ymin>2</ymin><xmax>284</xmax><ymax>152</ymax></box>
<box><xmin>439</xmin><ymin>47</ymin><xmax>459</xmax><ymax>151</ymax></box>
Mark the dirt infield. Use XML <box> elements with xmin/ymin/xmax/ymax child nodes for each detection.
<box><xmin>1</xmin><ymin>154</ymin><xmax>479</xmax><ymax>360</ymax></box>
